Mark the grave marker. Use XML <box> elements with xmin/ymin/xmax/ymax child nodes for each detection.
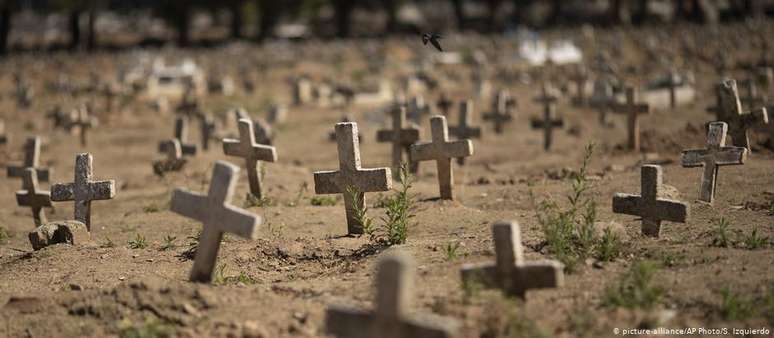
<box><xmin>223</xmin><ymin>119</ymin><xmax>278</xmax><ymax>199</ymax></box>
<box><xmin>51</xmin><ymin>153</ymin><xmax>116</xmax><ymax>231</ymax></box>
<box><xmin>449</xmin><ymin>100</ymin><xmax>481</xmax><ymax>165</ymax></box>
<box><xmin>170</xmin><ymin>161</ymin><xmax>261</xmax><ymax>283</ymax></box>
<box><xmin>153</xmin><ymin>139</ymin><xmax>187</xmax><ymax>176</ymax></box>
<box><xmin>716</xmin><ymin>79</ymin><xmax>769</xmax><ymax>151</ymax></box>
<box><xmin>461</xmin><ymin>221</ymin><xmax>563</xmax><ymax>299</ymax></box>
<box><xmin>314</xmin><ymin>123</ymin><xmax>392</xmax><ymax>234</ymax></box>
<box><xmin>681</xmin><ymin>122</ymin><xmax>746</xmax><ymax>203</ymax></box>
<box><xmin>611</xmin><ymin>86</ymin><xmax>650</xmax><ymax>152</ymax></box>
<box><xmin>200</xmin><ymin>114</ymin><xmax>216</xmax><ymax>151</ymax></box>
<box><xmin>158</xmin><ymin>117</ymin><xmax>197</xmax><ymax>156</ymax></box>
<box><xmin>483</xmin><ymin>90</ymin><xmax>513</xmax><ymax>134</ymax></box>
<box><xmin>7</xmin><ymin>137</ymin><xmax>50</xmax><ymax>183</ymax></box>
<box><xmin>68</xmin><ymin>107</ymin><xmax>97</xmax><ymax>146</ymax></box>
<box><xmin>376</xmin><ymin>106</ymin><xmax>421</xmax><ymax>176</ymax></box>
<box><xmin>16</xmin><ymin>168</ymin><xmax>52</xmax><ymax>227</ymax></box>
<box><xmin>530</xmin><ymin>85</ymin><xmax>564</xmax><ymax>151</ymax></box>
<box><xmin>326</xmin><ymin>252</ymin><xmax>459</xmax><ymax>338</ymax></box>
<box><xmin>410</xmin><ymin>115</ymin><xmax>473</xmax><ymax>200</ymax></box>
<box><xmin>612</xmin><ymin>165</ymin><xmax>689</xmax><ymax>237</ymax></box>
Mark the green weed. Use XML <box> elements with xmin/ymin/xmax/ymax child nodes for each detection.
<box><xmin>718</xmin><ymin>287</ymin><xmax>755</xmax><ymax>321</ymax></box>
<box><xmin>142</xmin><ymin>204</ymin><xmax>161</xmax><ymax>213</ymax></box>
<box><xmin>348</xmin><ymin>186</ymin><xmax>375</xmax><ymax>235</ymax></box>
<box><xmin>101</xmin><ymin>237</ymin><xmax>116</xmax><ymax>248</ymax></box>
<box><xmin>445</xmin><ymin>241</ymin><xmax>462</xmax><ymax>261</ymax></box>
<box><xmin>128</xmin><ymin>234</ymin><xmax>148</xmax><ymax>249</ymax></box>
<box><xmin>159</xmin><ymin>236</ymin><xmax>176</xmax><ymax>251</ymax></box>
<box><xmin>310</xmin><ymin>196</ymin><xmax>338</xmax><ymax>206</ymax></box>
<box><xmin>118</xmin><ymin>317</ymin><xmax>174</xmax><ymax>338</ymax></box>
<box><xmin>602</xmin><ymin>260</ymin><xmax>664</xmax><ymax>310</ymax></box>
<box><xmin>365</xmin><ymin>163</ymin><xmax>416</xmax><ymax>246</ymax></box>
<box><xmin>710</xmin><ymin>217</ymin><xmax>733</xmax><ymax>248</ymax></box>
<box><xmin>0</xmin><ymin>227</ymin><xmax>8</xmax><ymax>245</ymax></box>
<box><xmin>243</xmin><ymin>193</ymin><xmax>275</xmax><ymax>208</ymax></box>
<box><xmin>739</xmin><ymin>228</ymin><xmax>769</xmax><ymax>250</ymax></box>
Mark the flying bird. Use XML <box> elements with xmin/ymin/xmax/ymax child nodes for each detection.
<box><xmin>422</xmin><ymin>33</ymin><xmax>443</xmax><ymax>52</ymax></box>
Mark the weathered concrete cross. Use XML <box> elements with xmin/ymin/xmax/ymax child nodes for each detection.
<box><xmin>410</xmin><ymin>115</ymin><xmax>473</xmax><ymax>200</ymax></box>
<box><xmin>530</xmin><ymin>85</ymin><xmax>564</xmax><ymax>151</ymax></box>
<box><xmin>681</xmin><ymin>122</ymin><xmax>746</xmax><ymax>204</ymax></box>
<box><xmin>376</xmin><ymin>106</ymin><xmax>420</xmax><ymax>176</ymax></box>
<box><xmin>611</xmin><ymin>86</ymin><xmax>650</xmax><ymax>152</ymax></box>
<box><xmin>51</xmin><ymin>153</ymin><xmax>116</xmax><ymax>231</ymax></box>
<box><xmin>16</xmin><ymin>168</ymin><xmax>52</xmax><ymax>227</ymax></box>
<box><xmin>612</xmin><ymin>165</ymin><xmax>689</xmax><ymax>237</ymax></box>
<box><xmin>315</xmin><ymin>122</ymin><xmax>392</xmax><ymax>235</ymax></box>
<box><xmin>716</xmin><ymin>79</ymin><xmax>769</xmax><ymax>151</ymax></box>
<box><xmin>223</xmin><ymin>118</ymin><xmax>278</xmax><ymax>199</ymax></box>
<box><xmin>7</xmin><ymin>137</ymin><xmax>50</xmax><ymax>183</ymax></box>
<box><xmin>170</xmin><ymin>161</ymin><xmax>261</xmax><ymax>283</ymax></box>
<box><xmin>153</xmin><ymin>139</ymin><xmax>187</xmax><ymax>176</ymax></box>
<box><xmin>326</xmin><ymin>252</ymin><xmax>459</xmax><ymax>338</ymax></box>
<box><xmin>461</xmin><ymin>221</ymin><xmax>563</xmax><ymax>299</ymax></box>
<box><xmin>158</xmin><ymin>117</ymin><xmax>197</xmax><ymax>156</ymax></box>
<box><xmin>483</xmin><ymin>90</ymin><xmax>513</xmax><ymax>134</ymax></box>
<box><xmin>449</xmin><ymin>100</ymin><xmax>481</xmax><ymax>165</ymax></box>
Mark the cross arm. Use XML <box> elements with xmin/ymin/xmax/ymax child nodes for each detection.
<box><xmin>170</xmin><ymin>189</ymin><xmax>209</xmax><ymax>222</ymax></box>
<box><xmin>16</xmin><ymin>190</ymin><xmax>52</xmax><ymax>207</ymax></box>
<box><xmin>222</xmin><ymin>139</ymin><xmax>242</xmax><ymax>157</ymax></box>
<box><xmin>51</xmin><ymin>183</ymin><xmax>75</xmax><ymax>201</ymax></box>
<box><xmin>511</xmin><ymin>260</ymin><xmax>564</xmax><ymax>291</ymax></box>
<box><xmin>314</xmin><ymin>170</ymin><xmax>342</xmax><ymax>194</ymax></box>
<box><xmin>653</xmin><ymin>199</ymin><xmax>689</xmax><ymax>223</ymax></box>
<box><xmin>325</xmin><ymin>306</ymin><xmax>372</xmax><ymax>337</ymax></box>
<box><xmin>88</xmin><ymin>180</ymin><xmax>116</xmax><ymax>200</ymax></box>
<box><xmin>249</xmin><ymin>145</ymin><xmax>277</xmax><ymax>163</ymax></box>
<box><xmin>460</xmin><ymin>263</ymin><xmax>498</xmax><ymax>289</ymax></box>
<box><xmin>449</xmin><ymin>126</ymin><xmax>481</xmax><ymax>138</ymax></box>
<box><xmin>376</xmin><ymin>129</ymin><xmax>420</xmax><ymax>144</ymax></box>
<box><xmin>612</xmin><ymin>193</ymin><xmax>642</xmax><ymax>217</ymax></box>
<box><xmin>351</xmin><ymin>168</ymin><xmax>392</xmax><ymax>193</ymax></box>
<box><xmin>218</xmin><ymin>206</ymin><xmax>261</xmax><ymax>239</ymax></box>
<box><xmin>7</xmin><ymin>167</ymin><xmax>50</xmax><ymax>181</ymax></box>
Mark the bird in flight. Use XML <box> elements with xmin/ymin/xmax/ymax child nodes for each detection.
<box><xmin>422</xmin><ymin>33</ymin><xmax>443</xmax><ymax>52</ymax></box>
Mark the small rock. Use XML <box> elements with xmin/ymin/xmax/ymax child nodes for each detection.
<box><xmin>28</xmin><ymin>220</ymin><xmax>90</xmax><ymax>251</ymax></box>
<box><xmin>242</xmin><ymin>320</ymin><xmax>267</xmax><ymax>338</ymax></box>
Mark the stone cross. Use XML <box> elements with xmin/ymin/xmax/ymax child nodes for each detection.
<box><xmin>611</xmin><ymin>86</ymin><xmax>650</xmax><ymax>152</ymax></box>
<box><xmin>612</xmin><ymin>165</ymin><xmax>689</xmax><ymax>237</ymax></box>
<box><xmin>569</xmin><ymin>65</ymin><xmax>589</xmax><ymax>106</ymax></box>
<box><xmin>153</xmin><ymin>139</ymin><xmax>187</xmax><ymax>176</ymax></box>
<box><xmin>449</xmin><ymin>100</ymin><xmax>481</xmax><ymax>165</ymax></box>
<box><xmin>461</xmin><ymin>221</ymin><xmax>563</xmax><ymax>299</ymax></box>
<box><xmin>159</xmin><ymin>117</ymin><xmax>197</xmax><ymax>156</ymax></box>
<box><xmin>410</xmin><ymin>115</ymin><xmax>473</xmax><ymax>200</ymax></box>
<box><xmin>376</xmin><ymin>106</ymin><xmax>420</xmax><ymax>176</ymax></box>
<box><xmin>483</xmin><ymin>90</ymin><xmax>513</xmax><ymax>134</ymax></box>
<box><xmin>68</xmin><ymin>107</ymin><xmax>97</xmax><ymax>146</ymax></box>
<box><xmin>170</xmin><ymin>161</ymin><xmax>261</xmax><ymax>283</ymax></box>
<box><xmin>7</xmin><ymin>137</ymin><xmax>51</xmax><ymax>183</ymax></box>
<box><xmin>51</xmin><ymin>153</ymin><xmax>116</xmax><ymax>231</ymax></box>
<box><xmin>326</xmin><ymin>252</ymin><xmax>459</xmax><ymax>338</ymax></box>
<box><xmin>16</xmin><ymin>168</ymin><xmax>52</xmax><ymax>227</ymax></box>
<box><xmin>530</xmin><ymin>86</ymin><xmax>564</xmax><ymax>151</ymax></box>
<box><xmin>406</xmin><ymin>96</ymin><xmax>430</xmax><ymax>125</ymax></box>
<box><xmin>681</xmin><ymin>122</ymin><xmax>746</xmax><ymax>204</ymax></box>
<box><xmin>329</xmin><ymin>115</ymin><xmax>361</xmax><ymax>143</ymax></box>
<box><xmin>436</xmin><ymin>93</ymin><xmax>453</xmax><ymax>116</ymax></box>
<box><xmin>314</xmin><ymin>122</ymin><xmax>392</xmax><ymax>235</ymax></box>
<box><xmin>200</xmin><ymin>114</ymin><xmax>216</xmax><ymax>151</ymax></box>
<box><xmin>589</xmin><ymin>78</ymin><xmax>615</xmax><ymax>127</ymax></box>
<box><xmin>223</xmin><ymin>119</ymin><xmax>278</xmax><ymax>199</ymax></box>
<box><xmin>716</xmin><ymin>79</ymin><xmax>769</xmax><ymax>151</ymax></box>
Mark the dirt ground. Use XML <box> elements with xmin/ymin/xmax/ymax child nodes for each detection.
<box><xmin>0</xmin><ymin>22</ymin><xmax>773</xmax><ymax>338</ymax></box>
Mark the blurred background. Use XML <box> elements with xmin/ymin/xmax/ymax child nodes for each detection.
<box><xmin>0</xmin><ymin>0</ymin><xmax>770</xmax><ymax>54</ymax></box>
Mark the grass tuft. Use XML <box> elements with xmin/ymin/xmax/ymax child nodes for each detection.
<box><xmin>118</xmin><ymin>316</ymin><xmax>174</xmax><ymax>338</ymax></box>
<box><xmin>159</xmin><ymin>236</ymin><xmax>176</xmax><ymax>251</ymax></box>
<box><xmin>310</xmin><ymin>196</ymin><xmax>338</xmax><ymax>206</ymax></box>
<box><xmin>718</xmin><ymin>287</ymin><xmax>755</xmax><ymax>321</ymax></box>
<box><xmin>0</xmin><ymin>227</ymin><xmax>8</xmax><ymax>245</ymax></box>
<box><xmin>243</xmin><ymin>193</ymin><xmax>275</xmax><ymax>208</ymax></box>
<box><xmin>358</xmin><ymin>163</ymin><xmax>416</xmax><ymax>246</ymax></box>
<box><xmin>710</xmin><ymin>217</ymin><xmax>733</xmax><ymax>248</ymax></box>
<box><xmin>128</xmin><ymin>234</ymin><xmax>148</xmax><ymax>249</ymax></box>
<box><xmin>602</xmin><ymin>260</ymin><xmax>664</xmax><ymax>310</ymax></box>
<box><xmin>445</xmin><ymin>241</ymin><xmax>461</xmax><ymax>261</ymax></box>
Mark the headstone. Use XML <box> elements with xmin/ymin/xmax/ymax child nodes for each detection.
<box><xmin>610</xmin><ymin>86</ymin><xmax>650</xmax><ymax>152</ymax></box>
<box><xmin>410</xmin><ymin>115</ymin><xmax>473</xmax><ymax>200</ymax></box>
<box><xmin>314</xmin><ymin>122</ymin><xmax>392</xmax><ymax>235</ymax></box>
<box><xmin>223</xmin><ymin>119</ymin><xmax>278</xmax><ymax>199</ymax></box>
<box><xmin>326</xmin><ymin>252</ymin><xmax>459</xmax><ymax>338</ymax></box>
<box><xmin>461</xmin><ymin>221</ymin><xmax>563</xmax><ymax>299</ymax></box>
<box><xmin>51</xmin><ymin>153</ymin><xmax>117</xmax><ymax>231</ymax></box>
<box><xmin>67</xmin><ymin>107</ymin><xmax>97</xmax><ymax>146</ymax></box>
<box><xmin>376</xmin><ymin>106</ymin><xmax>421</xmax><ymax>176</ymax></box>
<box><xmin>7</xmin><ymin>137</ymin><xmax>51</xmax><ymax>183</ymax></box>
<box><xmin>293</xmin><ymin>77</ymin><xmax>313</xmax><ymax>106</ymax></box>
<box><xmin>530</xmin><ymin>85</ymin><xmax>564</xmax><ymax>151</ymax></box>
<box><xmin>612</xmin><ymin>165</ymin><xmax>689</xmax><ymax>237</ymax></box>
<box><xmin>16</xmin><ymin>168</ymin><xmax>52</xmax><ymax>227</ymax></box>
<box><xmin>483</xmin><ymin>90</ymin><xmax>514</xmax><ymax>134</ymax></box>
<box><xmin>158</xmin><ymin>117</ymin><xmax>197</xmax><ymax>156</ymax></box>
<box><xmin>170</xmin><ymin>161</ymin><xmax>261</xmax><ymax>283</ymax></box>
<box><xmin>28</xmin><ymin>220</ymin><xmax>89</xmax><ymax>251</ymax></box>
<box><xmin>153</xmin><ymin>139</ymin><xmax>187</xmax><ymax>176</ymax></box>
<box><xmin>681</xmin><ymin>122</ymin><xmax>746</xmax><ymax>204</ymax></box>
<box><xmin>449</xmin><ymin>100</ymin><xmax>481</xmax><ymax>165</ymax></box>
<box><xmin>716</xmin><ymin>79</ymin><xmax>769</xmax><ymax>151</ymax></box>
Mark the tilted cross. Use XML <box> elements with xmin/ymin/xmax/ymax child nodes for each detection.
<box><xmin>436</xmin><ymin>93</ymin><xmax>453</xmax><ymax>116</ymax></box>
<box><xmin>7</xmin><ymin>136</ymin><xmax>51</xmax><ymax>183</ymax></box>
<box><xmin>483</xmin><ymin>90</ymin><xmax>513</xmax><ymax>134</ymax></box>
<box><xmin>158</xmin><ymin>117</ymin><xmax>197</xmax><ymax>156</ymax></box>
<box><xmin>376</xmin><ymin>106</ymin><xmax>420</xmax><ymax>176</ymax></box>
<box><xmin>612</xmin><ymin>165</ymin><xmax>689</xmax><ymax>237</ymax></box>
<box><xmin>51</xmin><ymin>153</ymin><xmax>116</xmax><ymax>231</ymax></box>
<box><xmin>530</xmin><ymin>85</ymin><xmax>564</xmax><ymax>151</ymax></box>
<box><xmin>449</xmin><ymin>100</ymin><xmax>481</xmax><ymax>165</ymax></box>
<box><xmin>716</xmin><ymin>79</ymin><xmax>769</xmax><ymax>151</ymax></box>
<box><xmin>314</xmin><ymin>122</ymin><xmax>392</xmax><ymax>235</ymax></box>
<box><xmin>16</xmin><ymin>168</ymin><xmax>52</xmax><ymax>227</ymax></box>
<box><xmin>611</xmin><ymin>86</ymin><xmax>650</xmax><ymax>152</ymax></box>
<box><xmin>68</xmin><ymin>107</ymin><xmax>97</xmax><ymax>146</ymax></box>
<box><xmin>681</xmin><ymin>122</ymin><xmax>746</xmax><ymax>204</ymax></box>
<box><xmin>326</xmin><ymin>252</ymin><xmax>459</xmax><ymax>338</ymax></box>
<box><xmin>410</xmin><ymin>115</ymin><xmax>474</xmax><ymax>200</ymax></box>
<box><xmin>223</xmin><ymin>118</ymin><xmax>278</xmax><ymax>199</ymax></box>
<box><xmin>170</xmin><ymin>161</ymin><xmax>261</xmax><ymax>283</ymax></box>
<box><xmin>461</xmin><ymin>221</ymin><xmax>563</xmax><ymax>299</ymax></box>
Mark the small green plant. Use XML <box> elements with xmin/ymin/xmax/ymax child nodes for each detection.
<box><xmin>128</xmin><ymin>234</ymin><xmax>148</xmax><ymax>249</ymax></box>
<box><xmin>367</xmin><ymin>164</ymin><xmax>416</xmax><ymax>246</ymax></box>
<box><xmin>718</xmin><ymin>287</ymin><xmax>755</xmax><ymax>321</ymax></box>
<box><xmin>348</xmin><ymin>186</ymin><xmax>375</xmax><ymax>235</ymax></box>
<box><xmin>287</xmin><ymin>182</ymin><xmax>308</xmax><ymax>207</ymax></box>
<box><xmin>0</xmin><ymin>227</ymin><xmax>8</xmax><ymax>245</ymax></box>
<box><xmin>602</xmin><ymin>260</ymin><xmax>664</xmax><ymax>310</ymax></box>
<box><xmin>478</xmin><ymin>295</ymin><xmax>552</xmax><ymax>338</ymax></box>
<box><xmin>180</xmin><ymin>231</ymin><xmax>202</xmax><ymax>259</ymax></box>
<box><xmin>212</xmin><ymin>263</ymin><xmax>227</xmax><ymax>285</ymax></box>
<box><xmin>159</xmin><ymin>236</ymin><xmax>177</xmax><ymax>251</ymax></box>
<box><xmin>266</xmin><ymin>221</ymin><xmax>285</xmax><ymax>239</ymax></box>
<box><xmin>596</xmin><ymin>227</ymin><xmax>623</xmax><ymax>262</ymax></box>
<box><xmin>243</xmin><ymin>193</ymin><xmax>275</xmax><ymax>208</ymax></box>
<box><xmin>118</xmin><ymin>317</ymin><xmax>174</xmax><ymax>338</ymax></box>
<box><xmin>142</xmin><ymin>204</ymin><xmax>161</xmax><ymax>213</ymax></box>
<box><xmin>101</xmin><ymin>237</ymin><xmax>116</xmax><ymax>248</ymax></box>
<box><xmin>445</xmin><ymin>241</ymin><xmax>461</xmax><ymax>261</ymax></box>
<box><xmin>234</xmin><ymin>271</ymin><xmax>256</xmax><ymax>285</ymax></box>
<box><xmin>739</xmin><ymin>228</ymin><xmax>768</xmax><ymax>250</ymax></box>
<box><xmin>310</xmin><ymin>196</ymin><xmax>338</xmax><ymax>206</ymax></box>
<box><xmin>710</xmin><ymin>217</ymin><xmax>733</xmax><ymax>248</ymax></box>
